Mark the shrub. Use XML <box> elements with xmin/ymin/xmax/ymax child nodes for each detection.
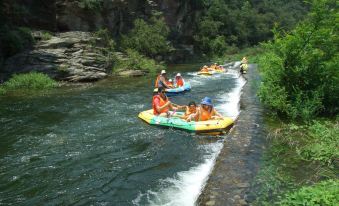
<box><xmin>113</xmin><ymin>49</ymin><xmax>164</xmax><ymax>73</ymax></box>
<box><xmin>278</xmin><ymin>179</ymin><xmax>339</xmax><ymax>206</ymax></box>
<box><xmin>258</xmin><ymin>0</ymin><xmax>338</xmax><ymax>120</ymax></box>
<box><xmin>3</xmin><ymin>72</ymin><xmax>57</xmax><ymax>91</ymax></box>
<box><xmin>0</xmin><ymin>26</ymin><xmax>34</xmax><ymax>58</ymax></box>
<box><xmin>121</xmin><ymin>17</ymin><xmax>172</xmax><ymax>58</ymax></box>
<box><xmin>77</xmin><ymin>0</ymin><xmax>103</xmax><ymax>11</ymax></box>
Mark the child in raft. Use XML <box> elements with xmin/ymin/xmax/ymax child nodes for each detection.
<box><xmin>186</xmin><ymin>97</ymin><xmax>223</xmax><ymax>122</ymax></box>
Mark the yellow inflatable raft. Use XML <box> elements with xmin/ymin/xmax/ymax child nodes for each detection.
<box><xmin>138</xmin><ymin>109</ymin><xmax>234</xmax><ymax>134</ymax></box>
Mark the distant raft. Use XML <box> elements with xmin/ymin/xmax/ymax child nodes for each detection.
<box><xmin>154</xmin><ymin>83</ymin><xmax>191</xmax><ymax>94</ymax></box>
<box><xmin>166</xmin><ymin>82</ymin><xmax>191</xmax><ymax>94</ymax></box>
<box><xmin>197</xmin><ymin>71</ymin><xmax>213</xmax><ymax>75</ymax></box>
<box><xmin>138</xmin><ymin>109</ymin><xmax>234</xmax><ymax>134</ymax></box>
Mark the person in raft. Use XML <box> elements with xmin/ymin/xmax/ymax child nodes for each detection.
<box><xmin>174</xmin><ymin>73</ymin><xmax>185</xmax><ymax>87</ymax></box>
<box><xmin>152</xmin><ymin>87</ymin><xmax>185</xmax><ymax>117</ymax></box>
<box><xmin>182</xmin><ymin>101</ymin><xmax>198</xmax><ymax>122</ymax></box>
<box><xmin>154</xmin><ymin>70</ymin><xmax>173</xmax><ymax>89</ymax></box>
<box><xmin>190</xmin><ymin>97</ymin><xmax>223</xmax><ymax>121</ymax></box>
<box><xmin>200</xmin><ymin>65</ymin><xmax>209</xmax><ymax>72</ymax></box>
<box><xmin>167</xmin><ymin>79</ymin><xmax>174</xmax><ymax>87</ymax></box>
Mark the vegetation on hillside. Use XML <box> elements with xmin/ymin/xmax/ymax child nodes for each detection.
<box><xmin>258</xmin><ymin>0</ymin><xmax>338</xmax><ymax>120</ymax></box>
<box><xmin>252</xmin><ymin>0</ymin><xmax>338</xmax><ymax>205</ymax></box>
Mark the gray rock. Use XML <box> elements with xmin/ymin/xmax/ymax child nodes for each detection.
<box><xmin>4</xmin><ymin>32</ymin><xmax>110</xmax><ymax>82</ymax></box>
<box><xmin>117</xmin><ymin>70</ymin><xmax>146</xmax><ymax>77</ymax></box>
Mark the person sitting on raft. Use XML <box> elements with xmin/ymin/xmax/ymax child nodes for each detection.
<box><xmin>190</xmin><ymin>97</ymin><xmax>223</xmax><ymax>121</ymax></box>
<box><xmin>182</xmin><ymin>101</ymin><xmax>198</xmax><ymax>122</ymax></box>
<box><xmin>155</xmin><ymin>70</ymin><xmax>173</xmax><ymax>89</ymax></box>
<box><xmin>152</xmin><ymin>87</ymin><xmax>184</xmax><ymax>116</ymax></box>
<box><xmin>167</xmin><ymin>79</ymin><xmax>174</xmax><ymax>87</ymax></box>
<box><xmin>175</xmin><ymin>73</ymin><xmax>185</xmax><ymax>87</ymax></box>
<box><xmin>210</xmin><ymin>63</ymin><xmax>218</xmax><ymax>70</ymax></box>
<box><xmin>200</xmin><ymin>65</ymin><xmax>209</xmax><ymax>72</ymax></box>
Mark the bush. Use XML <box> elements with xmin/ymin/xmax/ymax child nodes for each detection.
<box><xmin>0</xmin><ymin>26</ymin><xmax>34</xmax><ymax>58</ymax></box>
<box><xmin>77</xmin><ymin>0</ymin><xmax>103</xmax><ymax>11</ymax></box>
<box><xmin>278</xmin><ymin>180</ymin><xmax>339</xmax><ymax>206</ymax></box>
<box><xmin>121</xmin><ymin>17</ymin><xmax>172</xmax><ymax>58</ymax></box>
<box><xmin>3</xmin><ymin>72</ymin><xmax>57</xmax><ymax>91</ymax></box>
<box><xmin>113</xmin><ymin>49</ymin><xmax>164</xmax><ymax>73</ymax></box>
<box><xmin>258</xmin><ymin>0</ymin><xmax>338</xmax><ymax>120</ymax></box>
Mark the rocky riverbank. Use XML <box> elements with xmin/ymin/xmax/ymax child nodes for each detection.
<box><xmin>3</xmin><ymin>31</ymin><xmax>110</xmax><ymax>82</ymax></box>
<box><xmin>198</xmin><ymin>65</ymin><xmax>266</xmax><ymax>206</ymax></box>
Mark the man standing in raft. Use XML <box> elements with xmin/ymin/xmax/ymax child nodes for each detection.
<box><xmin>175</xmin><ymin>73</ymin><xmax>185</xmax><ymax>87</ymax></box>
<box><xmin>152</xmin><ymin>87</ymin><xmax>184</xmax><ymax>116</ymax></box>
<box><xmin>155</xmin><ymin>70</ymin><xmax>173</xmax><ymax>89</ymax></box>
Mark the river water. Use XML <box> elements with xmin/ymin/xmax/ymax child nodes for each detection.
<box><xmin>0</xmin><ymin>64</ymin><xmax>245</xmax><ymax>205</ymax></box>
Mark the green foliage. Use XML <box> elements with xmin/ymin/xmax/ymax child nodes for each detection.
<box><xmin>258</xmin><ymin>0</ymin><xmax>339</xmax><ymax>120</ymax></box>
<box><xmin>121</xmin><ymin>17</ymin><xmax>172</xmax><ymax>58</ymax></box>
<box><xmin>113</xmin><ymin>49</ymin><xmax>164</xmax><ymax>73</ymax></box>
<box><xmin>3</xmin><ymin>72</ymin><xmax>57</xmax><ymax>91</ymax></box>
<box><xmin>251</xmin><ymin>119</ymin><xmax>338</xmax><ymax>205</ymax></box>
<box><xmin>41</xmin><ymin>31</ymin><xmax>52</xmax><ymax>41</ymax></box>
<box><xmin>193</xmin><ymin>0</ymin><xmax>307</xmax><ymax>56</ymax></box>
<box><xmin>0</xmin><ymin>26</ymin><xmax>34</xmax><ymax>58</ymax></box>
<box><xmin>278</xmin><ymin>180</ymin><xmax>339</xmax><ymax>206</ymax></box>
<box><xmin>77</xmin><ymin>0</ymin><xmax>103</xmax><ymax>11</ymax></box>
<box><xmin>0</xmin><ymin>87</ymin><xmax>5</xmax><ymax>95</ymax></box>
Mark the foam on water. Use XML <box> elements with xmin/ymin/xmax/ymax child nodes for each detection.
<box><xmin>133</xmin><ymin>68</ymin><xmax>246</xmax><ymax>206</ymax></box>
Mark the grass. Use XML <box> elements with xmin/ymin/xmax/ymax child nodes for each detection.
<box><xmin>251</xmin><ymin>118</ymin><xmax>339</xmax><ymax>205</ymax></box>
<box><xmin>1</xmin><ymin>72</ymin><xmax>57</xmax><ymax>94</ymax></box>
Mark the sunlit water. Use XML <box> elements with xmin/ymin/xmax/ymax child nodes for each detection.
<box><xmin>0</xmin><ymin>64</ymin><xmax>245</xmax><ymax>205</ymax></box>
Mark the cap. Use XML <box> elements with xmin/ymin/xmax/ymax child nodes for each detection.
<box><xmin>201</xmin><ymin>97</ymin><xmax>213</xmax><ymax>106</ymax></box>
<box><xmin>169</xmin><ymin>79</ymin><xmax>173</xmax><ymax>82</ymax></box>
<box><xmin>161</xmin><ymin>70</ymin><xmax>166</xmax><ymax>74</ymax></box>
<box><xmin>176</xmin><ymin>73</ymin><xmax>181</xmax><ymax>77</ymax></box>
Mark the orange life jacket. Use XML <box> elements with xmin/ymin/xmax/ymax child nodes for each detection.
<box><xmin>154</xmin><ymin>75</ymin><xmax>160</xmax><ymax>88</ymax></box>
<box><xmin>199</xmin><ymin>108</ymin><xmax>212</xmax><ymax>121</ymax></box>
<box><xmin>152</xmin><ymin>95</ymin><xmax>169</xmax><ymax>115</ymax></box>
<box><xmin>176</xmin><ymin>78</ymin><xmax>184</xmax><ymax>87</ymax></box>
<box><xmin>167</xmin><ymin>81</ymin><xmax>173</xmax><ymax>87</ymax></box>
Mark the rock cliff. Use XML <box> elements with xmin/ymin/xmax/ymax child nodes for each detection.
<box><xmin>4</xmin><ymin>32</ymin><xmax>110</xmax><ymax>82</ymax></box>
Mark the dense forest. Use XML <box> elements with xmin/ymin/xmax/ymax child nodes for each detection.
<box><xmin>0</xmin><ymin>0</ymin><xmax>308</xmax><ymax>71</ymax></box>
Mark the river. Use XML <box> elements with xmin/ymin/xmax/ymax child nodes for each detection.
<box><xmin>0</xmin><ymin>63</ymin><xmax>245</xmax><ymax>205</ymax></box>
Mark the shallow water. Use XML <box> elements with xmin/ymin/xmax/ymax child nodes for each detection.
<box><xmin>0</xmin><ymin>64</ymin><xmax>245</xmax><ymax>205</ymax></box>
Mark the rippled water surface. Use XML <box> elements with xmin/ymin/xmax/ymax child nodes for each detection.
<box><xmin>0</xmin><ymin>64</ymin><xmax>245</xmax><ymax>205</ymax></box>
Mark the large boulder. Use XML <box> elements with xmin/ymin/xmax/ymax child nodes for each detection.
<box><xmin>4</xmin><ymin>31</ymin><xmax>110</xmax><ymax>82</ymax></box>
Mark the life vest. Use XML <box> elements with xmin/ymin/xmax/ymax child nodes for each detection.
<box><xmin>152</xmin><ymin>95</ymin><xmax>169</xmax><ymax>115</ymax></box>
<box><xmin>176</xmin><ymin>78</ymin><xmax>184</xmax><ymax>87</ymax></box>
<box><xmin>154</xmin><ymin>75</ymin><xmax>160</xmax><ymax>88</ymax></box>
<box><xmin>199</xmin><ymin>108</ymin><xmax>212</xmax><ymax>121</ymax></box>
<box><xmin>167</xmin><ymin>81</ymin><xmax>173</xmax><ymax>87</ymax></box>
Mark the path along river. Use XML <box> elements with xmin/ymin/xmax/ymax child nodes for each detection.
<box><xmin>0</xmin><ymin>63</ymin><xmax>246</xmax><ymax>205</ymax></box>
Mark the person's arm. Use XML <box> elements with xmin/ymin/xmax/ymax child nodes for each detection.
<box><xmin>160</xmin><ymin>76</ymin><xmax>171</xmax><ymax>88</ymax></box>
<box><xmin>212</xmin><ymin>109</ymin><xmax>223</xmax><ymax>119</ymax></box>
<box><xmin>154</xmin><ymin>98</ymin><xmax>171</xmax><ymax>113</ymax></box>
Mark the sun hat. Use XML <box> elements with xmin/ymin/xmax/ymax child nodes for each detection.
<box><xmin>169</xmin><ymin>79</ymin><xmax>173</xmax><ymax>82</ymax></box>
<box><xmin>201</xmin><ymin>97</ymin><xmax>213</xmax><ymax>106</ymax></box>
<box><xmin>161</xmin><ymin>70</ymin><xmax>166</xmax><ymax>74</ymax></box>
<box><xmin>176</xmin><ymin>73</ymin><xmax>181</xmax><ymax>77</ymax></box>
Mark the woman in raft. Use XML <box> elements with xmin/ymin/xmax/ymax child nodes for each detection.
<box><xmin>186</xmin><ymin>97</ymin><xmax>223</xmax><ymax>121</ymax></box>
<box><xmin>152</xmin><ymin>87</ymin><xmax>185</xmax><ymax>117</ymax></box>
